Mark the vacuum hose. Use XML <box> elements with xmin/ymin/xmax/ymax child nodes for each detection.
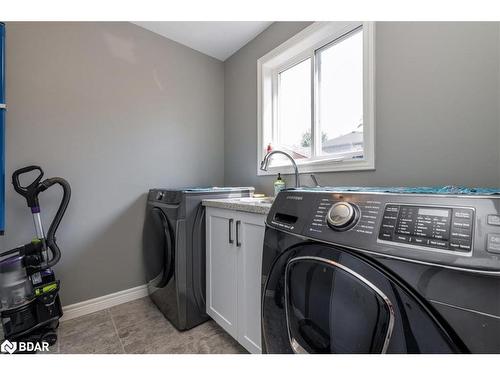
<box><xmin>39</xmin><ymin>177</ymin><xmax>71</xmax><ymax>269</ymax></box>
<box><xmin>2</xmin><ymin>166</ymin><xmax>71</xmax><ymax>271</ymax></box>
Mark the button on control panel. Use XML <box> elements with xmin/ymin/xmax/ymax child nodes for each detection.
<box><xmin>487</xmin><ymin>215</ymin><xmax>500</xmax><ymax>226</ymax></box>
<box><xmin>486</xmin><ymin>233</ymin><xmax>500</xmax><ymax>254</ymax></box>
<box><xmin>378</xmin><ymin>204</ymin><xmax>474</xmax><ymax>253</ymax></box>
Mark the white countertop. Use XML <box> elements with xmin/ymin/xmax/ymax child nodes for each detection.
<box><xmin>202</xmin><ymin>197</ymin><xmax>272</xmax><ymax>215</ymax></box>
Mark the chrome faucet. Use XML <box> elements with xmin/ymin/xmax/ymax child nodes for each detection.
<box><xmin>260</xmin><ymin>150</ymin><xmax>300</xmax><ymax>188</ymax></box>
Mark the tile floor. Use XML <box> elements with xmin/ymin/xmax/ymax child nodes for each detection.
<box><xmin>4</xmin><ymin>297</ymin><xmax>247</xmax><ymax>354</ymax></box>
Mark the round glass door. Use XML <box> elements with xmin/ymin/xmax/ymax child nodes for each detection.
<box><xmin>191</xmin><ymin>205</ymin><xmax>207</xmax><ymax>313</ymax></box>
<box><xmin>143</xmin><ymin>206</ymin><xmax>175</xmax><ymax>289</ymax></box>
<box><xmin>285</xmin><ymin>256</ymin><xmax>393</xmax><ymax>354</ymax></box>
<box><xmin>262</xmin><ymin>243</ymin><xmax>464</xmax><ymax>354</ymax></box>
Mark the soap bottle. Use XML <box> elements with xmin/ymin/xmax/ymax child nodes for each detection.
<box><xmin>274</xmin><ymin>173</ymin><xmax>286</xmax><ymax>196</ymax></box>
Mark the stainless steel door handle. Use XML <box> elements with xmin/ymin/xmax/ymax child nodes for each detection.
<box><xmin>228</xmin><ymin>218</ymin><xmax>234</xmax><ymax>244</ymax></box>
<box><xmin>236</xmin><ymin>220</ymin><xmax>241</xmax><ymax>247</ymax></box>
<box><xmin>290</xmin><ymin>337</ymin><xmax>309</xmax><ymax>354</ymax></box>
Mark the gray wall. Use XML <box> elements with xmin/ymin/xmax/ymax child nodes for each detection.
<box><xmin>0</xmin><ymin>22</ymin><xmax>225</xmax><ymax>305</ymax></box>
<box><xmin>224</xmin><ymin>22</ymin><xmax>500</xmax><ymax>195</ymax></box>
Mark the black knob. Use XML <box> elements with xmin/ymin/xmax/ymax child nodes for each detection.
<box><xmin>327</xmin><ymin>202</ymin><xmax>359</xmax><ymax>231</ymax></box>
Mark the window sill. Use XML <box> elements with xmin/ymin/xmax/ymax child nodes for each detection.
<box><xmin>256</xmin><ymin>158</ymin><xmax>375</xmax><ymax>176</ymax></box>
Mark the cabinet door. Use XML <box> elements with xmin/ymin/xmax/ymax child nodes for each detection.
<box><xmin>206</xmin><ymin>208</ymin><xmax>238</xmax><ymax>338</ymax></box>
<box><xmin>236</xmin><ymin>212</ymin><xmax>265</xmax><ymax>354</ymax></box>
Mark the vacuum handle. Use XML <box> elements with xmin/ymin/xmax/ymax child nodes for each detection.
<box><xmin>12</xmin><ymin>165</ymin><xmax>44</xmax><ymax>208</ymax></box>
<box><xmin>40</xmin><ymin>177</ymin><xmax>71</xmax><ymax>269</ymax></box>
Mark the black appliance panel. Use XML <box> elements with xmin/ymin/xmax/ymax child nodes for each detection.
<box><xmin>378</xmin><ymin>204</ymin><xmax>473</xmax><ymax>253</ymax></box>
<box><xmin>266</xmin><ymin>190</ymin><xmax>500</xmax><ymax>273</ymax></box>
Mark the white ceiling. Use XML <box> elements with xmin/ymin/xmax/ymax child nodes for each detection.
<box><xmin>132</xmin><ymin>21</ymin><xmax>273</xmax><ymax>61</ymax></box>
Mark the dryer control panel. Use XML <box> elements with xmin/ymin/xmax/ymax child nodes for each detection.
<box><xmin>378</xmin><ymin>204</ymin><xmax>474</xmax><ymax>254</ymax></box>
<box><xmin>266</xmin><ymin>188</ymin><xmax>500</xmax><ymax>273</ymax></box>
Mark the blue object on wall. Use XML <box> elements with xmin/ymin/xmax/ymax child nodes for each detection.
<box><xmin>0</xmin><ymin>23</ymin><xmax>5</xmax><ymax>235</ymax></box>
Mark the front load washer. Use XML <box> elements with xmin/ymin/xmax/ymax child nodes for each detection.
<box><xmin>143</xmin><ymin>187</ymin><xmax>254</xmax><ymax>331</ymax></box>
<box><xmin>261</xmin><ymin>187</ymin><xmax>500</xmax><ymax>353</ymax></box>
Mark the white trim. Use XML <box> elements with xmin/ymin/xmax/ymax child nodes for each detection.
<box><xmin>60</xmin><ymin>284</ymin><xmax>149</xmax><ymax>322</ymax></box>
<box><xmin>257</xmin><ymin>21</ymin><xmax>376</xmax><ymax>176</ymax></box>
<box><xmin>363</xmin><ymin>21</ymin><xmax>376</xmax><ymax>173</ymax></box>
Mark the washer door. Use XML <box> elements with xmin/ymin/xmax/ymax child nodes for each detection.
<box><xmin>143</xmin><ymin>206</ymin><xmax>175</xmax><ymax>290</ymax></box>
<box><xmin>191</xmin><ymin>204</ymin><xmax>207</xmax><ymax>314</ymax></box>
<box><xmin>262</xmin><ymin>243</ymin><xmax>464</xmax><ymax>354</ymax></box>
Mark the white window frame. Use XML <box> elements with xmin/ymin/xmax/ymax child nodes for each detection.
<box><xmin>257</xmin><ymin>21</ymin><xmax>375</xmax><ymax>176</ymax></box>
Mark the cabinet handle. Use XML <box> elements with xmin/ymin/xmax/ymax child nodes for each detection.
<box><xmin>228</xmin><ymin>218</ymin><xmax>234</xmax><ymax>244</ymax></box>
<box><xmin>236</xmin><ymin>220</ymin><xmax>241</xmax><ymax>247</ymax></box>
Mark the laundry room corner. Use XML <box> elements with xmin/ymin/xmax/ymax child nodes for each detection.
<box><xmin>0</xmin><ymin>21</ymin><xmax>225</xmax><ymax>306</ymax></box>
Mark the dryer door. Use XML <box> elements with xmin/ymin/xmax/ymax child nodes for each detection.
<box><xmin>262</xmin><ymin>243</ymin><xmax>465</xmax><ymax>354</ymax></box>
<box><xmin>191</xmin><ymin>204</ymin><xmax>208</xmax><ymax>314</ymax></box>
<box><xmin>143</xmin><ymin>205</ymin><xmax>175</xmax><ymax>290</ymax></box>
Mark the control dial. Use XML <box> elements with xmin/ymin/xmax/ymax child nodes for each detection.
<box><xmin>326</xmin><ymin>202</ymin><xmax>359</xmax><ymax>231</ymax></box>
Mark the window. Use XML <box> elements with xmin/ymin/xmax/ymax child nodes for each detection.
<box><xmin>278</xmin><ymin>58</ymin><xmax>312</xmax><ymax>158</ymax></box>
<box><xmin>257</xmin><ymin>22</ymin><xmax>375</xmax><ymax>175</ymax></box>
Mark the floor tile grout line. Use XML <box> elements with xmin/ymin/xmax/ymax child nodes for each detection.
<box><xmin>108</xmin><ymin>308</ymin><xmax>126</xmax><ymax>354</ymax></box>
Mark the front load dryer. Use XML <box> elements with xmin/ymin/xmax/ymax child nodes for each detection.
<box><xmin>143</xmin><ymin>187</ymin><xmax>254</xmax><ymax>331</ymax></box>
<box><xmin>261</xmin><ymin>187</ymin><xmax>500</xmax><ymax>353</ymax></box>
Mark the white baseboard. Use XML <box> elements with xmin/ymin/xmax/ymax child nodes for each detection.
<box><xmin>61</xmin><ymin>284</ymin><xmax>149</xmax><ymax>322</ymax></box>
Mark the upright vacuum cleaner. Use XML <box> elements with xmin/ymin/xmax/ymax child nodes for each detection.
<box><xmin>0</xmin><ymin>166</ymin><xmax>70</xmax><ymax>350</ymax></box>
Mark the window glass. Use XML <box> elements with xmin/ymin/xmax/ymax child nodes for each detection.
<box><xmin>277</xmin><ymin>58</ymin><xmax>312</xmax><ymax>159</ymax></box>
<box><xmin>258</xmin><ymin>22</ymin><xmax>374</xmax><ymax>173</ymax></box>
<box><xmin>318</xmin><ymin>29</ymin><xmax>364</xmax><ymax>159</ymax></box>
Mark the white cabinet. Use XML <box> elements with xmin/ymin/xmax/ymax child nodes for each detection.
<box><xmin>236</xmin><ymin>213</ymin><xmax>265</xmax><ymax>354</ymax></box>
<box><xmin>206</xmin><ymin>207</ymin><xmax>265</xmax><ymax>354</ymax></box>
<box><xmin>206</xmin><ymin>208</ymin><xmax>238</xmax><ymax>337</ymax></box>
